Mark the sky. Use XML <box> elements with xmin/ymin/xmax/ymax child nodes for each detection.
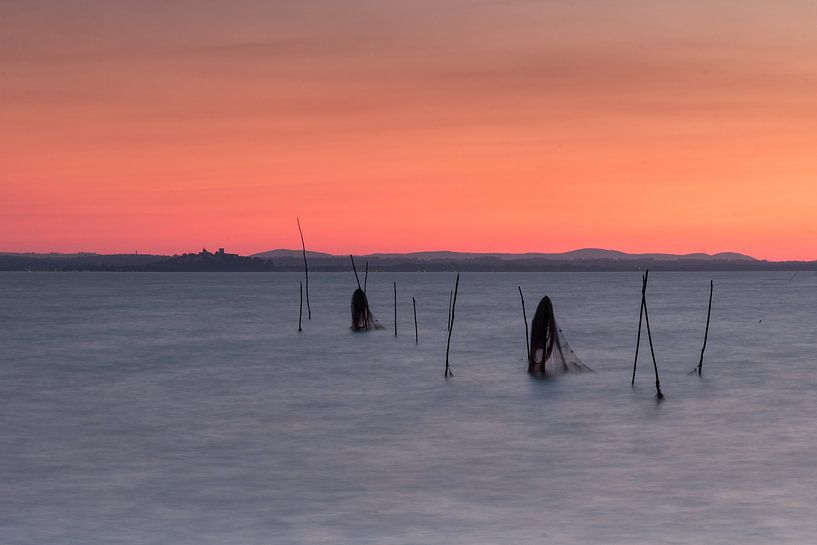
<box><xmin>2</xmin><ymin>1</ymin><xmax>817</xmax><ymax>260</ymax></box>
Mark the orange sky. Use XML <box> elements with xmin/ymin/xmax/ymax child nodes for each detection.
<box><xmin>2</xmin><ymin>1</ymin><xmax>817</xmax><ymax>260</ymax></box>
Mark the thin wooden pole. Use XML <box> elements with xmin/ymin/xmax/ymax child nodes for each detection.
<box><xmin>631</xmin><ymin>272</ymin><xmax>648</xmax><ymax>386</ymax></box>
<box><xmin>298</xmin><ymin>281</ymin><xmax>303</xmax><ymax>332</ymax></box>
<box><xmin>364</xmin><ymin>261</ymin><xmax>369</xmax><ymax>293</ymax></box>
<box><xmin>640</xmin><ymin>274</ymin><xmax>663</xmax><ymax>400</ymax></box>
<box><xmin>296</xmin><ymin>218</ymin><xmax>311</xmax><ymax>320</ymax></box>
<box><xmin>445</xmin><ymin>274</ymin><xmax>460</xmax><ymax>377</ymax></box>
<box><xmin>413</xmin><ymin>297</ymin><xmax>418</xmax><ymax>344</ymax></box>
<box><xmin>518</xmin><ymin>286</ymin><xmax>530</xmax><ymax>363</ymax></box>
<box><xmin>350</xmin><ymin>255</ymin><xmax>361</xmax><ymax>290</ymax></box>
<box><xmin>393</xmin><ymin>282</ymin><xmax>398</xmax><ymax>337</ymax></box>
<box><xmin>695</xmin><ymin>280</ymin><xmax>714</xmax><ymax>376</ymax></box>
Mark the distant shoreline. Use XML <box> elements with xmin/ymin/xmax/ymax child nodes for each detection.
<box><xmin>2</xmin><ymin>249</ymin><xmax>816</xmax><ymax>273</ymax></box>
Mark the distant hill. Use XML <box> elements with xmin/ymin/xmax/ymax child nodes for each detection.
<box><xmin>244</xmin><ymin>247</ymin><xmax>812</xmax><ymax>272</ymax></box>
<box><xmin>5</xmin><ymin>247</ymin><xmax>811</xmax><ymax>272</ymax></box>
<box><xmin>253</xmin><ymin>248</ymin><xmax>757</xmax><ymax>262</ymax></box>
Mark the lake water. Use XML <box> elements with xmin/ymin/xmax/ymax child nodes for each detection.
<box><xmin>1</xmin><ymin>271</ymin><xmax>816</xmax><ymax>544</ymax></box>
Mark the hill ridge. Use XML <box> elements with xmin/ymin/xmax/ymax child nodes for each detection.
<box><xmin>252</xmin><ymin>248</ymin><xmax>757</xmax><ymax>262</ymax></box>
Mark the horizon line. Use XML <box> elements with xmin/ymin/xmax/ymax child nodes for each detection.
<box><xmin>0</xmin><ymin>246</ymin><xmax>800</xmax><ymax>262</ymax></box>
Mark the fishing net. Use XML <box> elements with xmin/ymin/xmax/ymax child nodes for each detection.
<box><xmin>351</xmin><ymin>288</ymin><xmax>384</xmax><ymax>331</ymax></box>
<box><xmin>528</xmin><ymin>296</ymin><xmax>593</xmax><ymax>375</ymax></box>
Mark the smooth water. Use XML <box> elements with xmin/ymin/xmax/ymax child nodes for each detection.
<box><xmin>1</xmin><ymin>271</ymin><xmax>816</xmax><ymax>544</ymax></box>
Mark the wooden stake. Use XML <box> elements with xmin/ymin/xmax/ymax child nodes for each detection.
<box><xmin>518</xmin><ymin>286</ymin><xmax>530</xmax><ymax>363</ymax></box>
<box><xmin>640</xmin><ymin>272</ymin><xmax>663</xmax><ymax>400</ymax></box>
<box><xmin>298</xmin><ymin>281</ymin><xmax>303</xmax><ymax>332</ymax></box>
<box><xmin>445</xmin><ymin>274</ymin><xmax>460</xmax><ymax>377</ymax></box>
<box><xmin>413</xmin><ymin>297</ymin><xmax>418</xmax><ymax>344</ymax></box>
<box><xmin>694</xmin><ymin>280</ymin><xmax>714</xmax><ymax>376</ymax></box>
<box><xmin>296</xmin><ymin>218</ymin><xmax>311</xmax><ymax>320</ymax></box>
<box><xmin>631</xmin><ymin>272</ymin><xmax>648</xmax><ymax>386</ymax></box>
<box><xmin>393</xmin><ymin>281</ymin><xmax>398</xmax><ymax>337</ymax></box>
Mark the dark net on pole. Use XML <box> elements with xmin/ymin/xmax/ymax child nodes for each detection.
<box><xmin>351</xmin><ymin>288</ymin><xmax>384</xmax><ymax>331</ymax></box>
<box><xmin>528</xmin><ymin>296</ymin><xmax>592</xmax><ymax>375</ymax></box>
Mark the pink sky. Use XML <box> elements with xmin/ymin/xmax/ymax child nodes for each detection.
<box><xmin>3</xmin><ymin>1</ymin><xmax>817</xmax><ymax>260</ymax></box>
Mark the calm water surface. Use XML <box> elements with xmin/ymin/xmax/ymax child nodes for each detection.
<box><xmin>1</xmin><ymin>271</ymin><xmax>816</xmax><ymax>544</ymax></box>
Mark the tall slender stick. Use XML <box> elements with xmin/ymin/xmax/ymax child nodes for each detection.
<box><xmin>695</xmin><ymin>280</ymin><xmax>714</xmax><ymax>376</ymax></box>
<box><xmin>350</xmin><ymin>255</ymin><xmax>361</xmax><ymax>290</ymax></box>
<box><xmin>518</xmin><ymin>286</ymin><xmax>530</xmax><ymax>363</ymax></box>
<box><xmin>364</xmin><ymin>261</ymin><xmax>369</xmax><ymax>293</ymax></box>
<box><xmin>640</xmin><ymin>275</ymin><xmax>663</xmax><ymax>400</ymax></box>
<box><xmin>445</xmin><ymin>274</ymin><xmax>460</xmax><ymax>378</ymax></box>
<box><xmin>393</xmin><ymin>282</ymin><xmax>398</xmax><ymax>337</ymax></box>
<box><xmin>298</xmin><ymin>281</ymin><xmax>303</xmax><ymax>332</ymax></box>
<box><xmin>413</xmin><ymin>297</ymin><xmax>418</xmax><ymax>344</ymax></box>
<box><xmin>296</xmin><ymin>218</ymin><xmax>311</xmax><ymax>320</ymax></box>
<box><xmin>631</xmin><ymin>272</ymin><xmax>648</xmax><ymax>386</ymax></box>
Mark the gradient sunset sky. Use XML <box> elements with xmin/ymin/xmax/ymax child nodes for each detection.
<box><xmin>3</xmin><ymin>1</ymin><xmax>817</xmax><ymax>259</ymax></box>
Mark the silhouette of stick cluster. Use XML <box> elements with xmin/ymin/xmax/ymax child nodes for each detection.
<box><xmin>293</xmin><ymin>222</ymin><xmax>715</xmax><ymax>397</ymax></box>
